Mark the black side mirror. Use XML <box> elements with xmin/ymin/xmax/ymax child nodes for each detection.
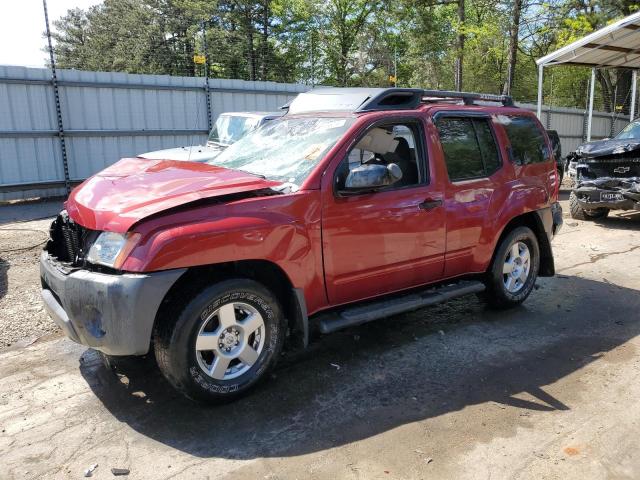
<box><xmin>342</xmin><ymin>163</ymin><xmax>403</xmax><ymax>192</ymax></box>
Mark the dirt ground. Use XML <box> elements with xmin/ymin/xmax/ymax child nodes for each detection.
<box><xmin>0</xmin><ymin>218</ymin><xmax>60</xmax><ymax>349</ymax></box>
<box><xmin>1</xmin><ymin>192</ymin><xmax>640</xmax><ymax>480</ymax></box>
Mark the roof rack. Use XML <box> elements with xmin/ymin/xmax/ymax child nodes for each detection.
<box><xmin>283</xmin><ymin>88</ymin><xmax>515</xmax><ymax>115</ymax></box>
<box><xmin>421</xmin><ymin>90</ymin><xmax>514</xmax><ymax>107</ymax></box>
<box><xmin>356</xmin><ymin>88</ymin><xmax>514</xmax><ymax>112</ymax></box>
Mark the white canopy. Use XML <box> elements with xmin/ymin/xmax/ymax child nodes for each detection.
<box><xmin>537</xmin><ymin>11</ymin><xmax>640</xmax><ymax>69</ymax></box>
<box><xmin>536</xmin><ymin>11</ymin><xmax>640</xmax><ymax>139</ymax></box>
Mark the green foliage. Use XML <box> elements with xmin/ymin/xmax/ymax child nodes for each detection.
<box><xmin>50</xmin><ymin>0</ymin><xmax>636</xmax><ymax>108</ymax></box>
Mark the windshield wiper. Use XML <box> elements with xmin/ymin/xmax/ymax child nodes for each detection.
<box><xmin>238</xmin><ymin>169</ymin><xmax>267</xmax><ymax>179</ymax></box>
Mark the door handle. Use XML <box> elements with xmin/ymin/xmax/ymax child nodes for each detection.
<box><xmin>418</xmin><ymin>198</ymin><xmax>443</xmax><ymax>210</ymax></box>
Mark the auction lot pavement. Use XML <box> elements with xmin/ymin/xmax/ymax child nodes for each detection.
<box><xmin>1</xmin><ymin>194</ymin><xmax>640</xmax><ymax>480</ymax></box>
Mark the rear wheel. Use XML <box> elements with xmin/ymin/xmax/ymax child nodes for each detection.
<box><xmin>569</xmin><ymin>191</ymin><xmax>609</xmax><ymax>220</ymax></box>
<box><xmin>484</xmin><ymin>226</ymin><xmax>540</xmax><ymax>309</ymax></box>
<box><xmin>154</xmin><ymin>278</ymin><xmax>285</xmax><ymax>403</ymax></box>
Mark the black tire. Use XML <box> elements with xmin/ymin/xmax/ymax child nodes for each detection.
<box><xmin>569</xmin><ymin>191</ymin><xmax>609</xmax><ymax>220</ymax></box>
<box><xmin>154</xmin><ymin>278</ymin><xmax>285</xmax><ymax>403</ymax></box>
<box><xmin>484</xmin><ymin>226</ymin><xmax>540</xmax><ymax>309</ymax></box>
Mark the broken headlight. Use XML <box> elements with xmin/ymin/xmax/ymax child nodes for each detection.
<box><xmin>86</xmin><ymin>231</ymin><xmax>140</xmax><ymax>269</ymax></box>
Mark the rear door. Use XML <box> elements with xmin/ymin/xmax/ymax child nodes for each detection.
<box><xmin>321</xmin><ymin>116</ymin><xmax>446</xmax><ymax>305</ymax></box>
<box><xmin>499</xmin><ymin>114</ymin><xmax>557</xmax><ymax>201</ymax></box>
<box><xmin>433</xmin><ymin>113</ymin><xmax>507</xmax><ymax>277</ymax></box>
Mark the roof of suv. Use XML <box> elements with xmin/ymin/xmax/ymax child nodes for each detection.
<box><xmin>285</xmin><ymin>88</ymin><xmax>515</xmax><ymax>115</ymax></box>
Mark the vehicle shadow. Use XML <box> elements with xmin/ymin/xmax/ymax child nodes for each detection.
<box><xmin>594</xmin><ymin>210</ymin><xmax>640</xmax><ymax>229</ymax></box>
<box><xmin>80</xmin><ymin>275</ymin><xmax>640</xmax><ymax>460</ymax></box>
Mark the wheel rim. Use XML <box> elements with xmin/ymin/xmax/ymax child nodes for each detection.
<box><xmin>502</xmin><ymin>241</ymin><xmax>531</xmax><ymax>294</ymax></box>
<box><xmin>195</xmin><ymin>302</ymin><xmax>265</xmax><ymax>380</ymax></box>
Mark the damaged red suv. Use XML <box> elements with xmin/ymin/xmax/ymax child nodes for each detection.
<box><xmin>40</xmin><ymin>88</ymin><xmax>562</xmax><ymax>402</ymax></box>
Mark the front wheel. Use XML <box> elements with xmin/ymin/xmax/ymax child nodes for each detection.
<box><xmin>154</xmin><ymin>278</ymin><xmax>285</xmax><ymax>403</ymax></box>
<box><xmin>569</xmin><ymin>191</ymin><xmax>609</xmax><ymax>220</ymax></box>
<box><xmin>483</xmin><ymin>226</ymin><xmax>540</xmax><ymax>309</ymax></box>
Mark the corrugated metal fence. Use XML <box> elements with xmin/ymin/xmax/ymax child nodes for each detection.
<box><xmin>518</xmin><ymin>102</ymin><xmax>630</xmax><ymax>154</ymax></box>
<box><xmin>0</xmin><ymin>66</ymin><xmax>632</xmax><ymax>201</ymax></box>
<box><xmin>0</xmin><ymin>66</ymin><xmax>306</xmax><ymax>201</ymax></box>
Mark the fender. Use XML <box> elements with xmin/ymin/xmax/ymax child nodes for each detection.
<box><xmin>121</xmin><ymin>190</ymin><xmax>328</xmax><ymax>314</ymax></box>
<box><xmin>473</xmin><ymin>182</ymin><xmax>550</xmax><ymax>270</ymax></box>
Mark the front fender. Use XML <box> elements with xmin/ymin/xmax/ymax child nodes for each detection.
<box><xmin>121</xmin><ymin>191</ymin><xmax>326</xmax><ymax>312</ymax></box>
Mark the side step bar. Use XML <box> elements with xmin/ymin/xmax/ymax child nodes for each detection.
<box><xmin>317</xmin><ymin>280</ymin><xmax>485</xmax><ymax>334</ymax></box>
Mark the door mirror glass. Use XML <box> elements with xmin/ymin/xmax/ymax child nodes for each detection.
<box><xmin>343</xmin><ymin>163</ymin><xmax>403</xmax><ymax>191</ymax></box>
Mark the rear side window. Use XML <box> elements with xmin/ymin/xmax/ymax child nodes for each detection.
<box><xmin>435</xmin><ymin>117</ymin><xmax>501</xmax><ymax>181</ymax></box>
<box><xmin>500</xmin><ymin>115</ymin><xmax>549</xmax><ymax>165</ymax></box>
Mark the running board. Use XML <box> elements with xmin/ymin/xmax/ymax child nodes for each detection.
<box><xmin>317</xmin><ymin>280</ymin><xmax>485</xmax><ymax>334</ymax></box>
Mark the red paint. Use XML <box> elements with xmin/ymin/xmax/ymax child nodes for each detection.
<box><xmin>65</xmin><ymin>105</ymin><xmax>558</xmax><ymax>316</ymax></box>
<box><xmin>66</xmin><ymin>158</ymin><xmax>281</xmax><ymax>232</ymax></box>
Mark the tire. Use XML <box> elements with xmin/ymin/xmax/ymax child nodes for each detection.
<box><xmin>484</xmin><ymin>226</ymin><xmax>540</xmax><ymax>309</ymax></box>
<box><xmin>569</xmin><ymin>191</ymin><xmax>609</xmax><ymax>220</ymax></box>
<box><xmin>154</xmin><ymin>278</ymin><xmax>285</xmax><ymax>403</ymax></box>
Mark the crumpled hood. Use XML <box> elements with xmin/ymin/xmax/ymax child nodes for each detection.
<box><xmin>575</xmin><ymin>138</ymin><xmax>640</xmax><ymax>159</ymax></box>
<box><xmin>66</xmin><ymin>158</ymin><xmax>281</xmax><ymax>232</ymax></box>
<box><xmin>138</xmin><ymin>144</ymin><xmax>224</xmax><ymax>162</ymax></box>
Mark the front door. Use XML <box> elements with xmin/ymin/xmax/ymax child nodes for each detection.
<box><xmin>322</xmin><ymin>118</ymin><xmax>446</xmax><ymax>305</ymax></box>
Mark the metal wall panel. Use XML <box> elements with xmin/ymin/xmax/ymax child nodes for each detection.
<box><xmin>0</xmin><ymin>67</ymin><xmax>633</xmax><ymax>201</ymax></box>
<box><xmin>519</xmin><ymin>102</ymin><xmax>630</xmax><ymax>156</ymax></box>
<box><xmin>0</xmin><ymin>66</ymin><xmax>306</xmax><ymax>201</ymax></box>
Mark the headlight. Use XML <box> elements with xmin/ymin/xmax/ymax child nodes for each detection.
<box><xmin>86</xmin><ymin>231</ymin><xmax>140</xmax><ymax>269</ymax></box>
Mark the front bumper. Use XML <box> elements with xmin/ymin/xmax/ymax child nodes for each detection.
<box><xmin>573</xmin><ymin>179</ymin><xmax>640</xmax><ymax>211</ymax></box>
<box><xmin>40</xmin><ymin>251</ymin><xmax>185</xmax><ymax>355</ymax></box>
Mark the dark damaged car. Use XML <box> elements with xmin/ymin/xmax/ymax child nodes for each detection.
<box><xmin>567</xmin><ymin>120</ymin><xmax>640</xmax><ymax>220</ymax></box>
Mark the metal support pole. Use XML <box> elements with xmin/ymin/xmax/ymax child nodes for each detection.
<box><xmin>43</xmin><ymin>0</ymin><xmax>70</xmax><ymax>194</ymax></box>
<box><xmin>310</xmin><ymin>33</ymin><xmax>316</xmax><ymax>88</ymax></box>
<box><xmin>393</xmin><ymin>45</ymin><xmax>398</xmax><ymax>87</ymax></box>
<box><xmin>587</xmin><ymin>68</ymin><xmax>596</xmax><ymax>142</ymax></box>
<box><xmin>610</xmin><ymin>84</ymin><xmax>617</xmax><ymax>138</ymax></box>
<box><xmin>201</xmin><ymin>21</ymin><xmax>212</xmax><ymax>132</ymax></box>
<box><xmin>536</xmin><ymin>64</ymin><xmax>544</xmax><ymax>119</ymax></box>
<box><xmin>631</xmin><ymin>70</ymin><xmax>637</xmax><ymax>121</ymax></box>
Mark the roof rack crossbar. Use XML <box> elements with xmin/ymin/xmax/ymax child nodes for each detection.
<box><xmin>420</xmin><ymin>89</ymin><xmax>514</xmax><ymax>107</ymax></box>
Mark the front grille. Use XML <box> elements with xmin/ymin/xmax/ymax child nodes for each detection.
<box><xmin>47</xmin><ymin>212</ymin><xmax>94</xmax><ymax>265</ymax></box>
<box><xmin>584</xmin><ymin>157</ymin><xmax>640</xmax><ymax>178</ymax></box>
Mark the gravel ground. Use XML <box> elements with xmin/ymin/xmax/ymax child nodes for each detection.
<box><xmin>0</xmin><ymin>218</ymin><xmax>60</xmax><ymax>349</ymax></box>
<box><xmin>1</xmin><ymin>194</ymin><xmax>639</xmax><ymax>480</ymax></box>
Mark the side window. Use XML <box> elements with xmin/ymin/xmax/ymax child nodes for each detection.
<box><xmin>500</xmin><ymin>115</ymin><xmax>549</xmax><ymax>165</ymax></box>
<box><xmin>435</xmin><ymin>117</ymin><xmax>501</xmax><ymax>182</ymax></box>
<box><xmin>336</xmin><ymin>122</ymin><xmax>423</xmax><ymax>191</ymax></box>
<box><xmin>473</xmin><ymin>119</ymin><xmax>501</xmax><ymax>174</ymax></box>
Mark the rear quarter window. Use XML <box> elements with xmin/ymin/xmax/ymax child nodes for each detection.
<box><xmin>499</xmin><ymin>115</ymin><xmax>550</xmax><ymax>165</ymax></box>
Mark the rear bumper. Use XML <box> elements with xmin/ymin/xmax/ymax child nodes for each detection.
<box><xmin>40</xmin><ymin>251</ymin><xmax>185</xmax><ymax>356</ymax></box>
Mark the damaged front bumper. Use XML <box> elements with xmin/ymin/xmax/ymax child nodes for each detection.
<box><xmin>572</xmin><ymin>177</ymin><xmax>640</xmax><ymax>211</ymax></box>
<box><xmin>40</xmin><ymin>251</ymin><xmax>185</xmax><ymax>356</ymax></box>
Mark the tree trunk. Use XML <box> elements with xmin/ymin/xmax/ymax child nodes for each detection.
<box><xmin>261</xmin><ymin>0</ymin><xmax>269</xmax><ymax>80</ymax></box>
<box><xmin>244</xmin><ymin>9</ymin><xmax>257</xmax><ymax>81</ymax></box>
<box><xmin>454</xmin><ymin>0</ymin><xmax>465</xmax><ymax>91</ymax></box>
<box><xmin>502</xmin><ymin>0</ymin><xmax>522</xmax><ymax>95</ymax></box>
<box><xmin>597</xmin><ymin>70</ymin><xmax>614</xmax><ymax>113</ymax></box>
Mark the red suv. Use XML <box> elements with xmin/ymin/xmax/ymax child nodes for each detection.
<box><xmin>40</xmin><ymin>88</ymin><xmax>562</xmax><ymax>403</ymax></box>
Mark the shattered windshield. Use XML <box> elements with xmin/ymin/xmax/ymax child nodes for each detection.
<box><xmin>615</xmin><ymin>120</ymin><xmax>640</xmax><ymax>140</ymax></box>
<box><xmin>209</xmin><ymin>117</ymin><xmax>354</xmax><ymax>188</ymax></box>
<box><xmin>208</xmin><ymin>114</ymin><xmax>261</xmax><ymax>146</ymax></box>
